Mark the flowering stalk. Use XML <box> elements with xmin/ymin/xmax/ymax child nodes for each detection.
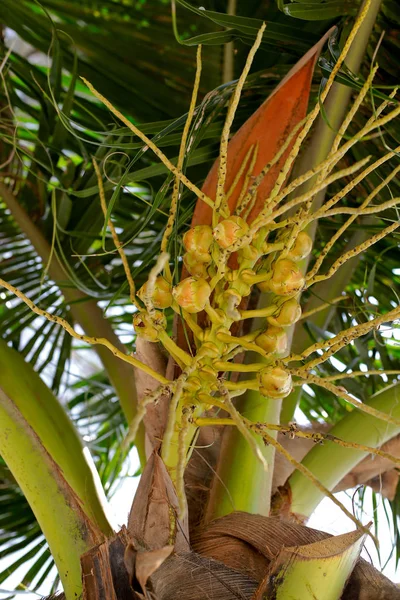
<box><xmin>1</xmin><ymin>0</ymin><xmax>399</xmax><ymax>531</ymax></box>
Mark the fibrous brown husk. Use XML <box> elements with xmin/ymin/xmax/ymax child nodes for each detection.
<box><xmin>82</xmin><ymin>541</ymin><xmax>259</xmax><ymax>600</ymax></box>
<box><xmin>127</xmin><ymin>451</ymin><xmax>189</xmax><ymax>553</ymax></box>
<box><xmin>81</xmin><ymin>527</ymin><xmax>138</xmax><ymax>600</ymax></box>
<box><xmin>133</xmin><ymin>338</ymin><xmax>169</xmax><ymax>452</ymax></box>
<box><xmin>78</xmin><ymin>511</ymin><xmax>400</xmax><ymax>600</ymax></box>
<box><xmin>191</xmin><ymin>512</ymin><xmax>400</xmax><ymax>600</ymax></box>
<box><xmin>184</xmin><ymin>424</ymin><xmax>223</xmax><ymax>532</ymax></box>
<box><xmin>150</xmin><ymin>552</ymin><xmax>258</xmax><ymax>600</ymax></box>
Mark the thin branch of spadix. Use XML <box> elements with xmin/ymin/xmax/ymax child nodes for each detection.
<box><xmin>237</xmin><ymin>145</ymin><xmax>260</xmax><ymax>219</ymax></box>
<box><xmin>260</xmin><ymin>425</ymin><xmax>376</xmax><ymax>542</ymax></box>
<box><xmin>219</xmin><ymin>382</ymin><xmax>269</xmax><ymax>472</ymax></box>
<box><xmin>286</xmin><ymin>304</ymin><xmax>400</xmax><ymax>366</ymax></box>
<box><xmin>321</xmin><ymin>370</ymin><xmax>400</xmax><ymax>382</ymax></box>
<box><xmin>306</xmin><ymin>162</ymin><xmax>400</xmax><ymax>279</ymax></box>
<box><xmin>246</xmin><ymin>100</ymin><xmax>400</xmax><ymax>239</ymax></box>
<box><xmin>0</xmin><ymin>276</ymin><xmax>169</xmax><ymax>384</ymax></box>
<box><xmin>238</xmin><ymin>116</ymin><xmax>307</xmax><ymax>218</ymax></box>
<box><xmin>81</xmin><ymin>77</ymin><xmax>215</xmax><ymax>210</ymax></box>
<box><xmin>248</xmin><ymin>155</ymin><xmax>371</xmax><ymax>232</ymax></box>
<box><xmin>329</xmin><ymin>65</ymin><xmax>379</xmax><ymax>162</ymax></box>
<box><xmin>195</xmin><ymin>416</ymin><xmax>400</xmax><ymax>475</ymax></box>
<box><xmin>214</xmin><ymin>22</ymin><xmax>266</xmax><ymax>224</ymax></box>
<box><xmin>176</xmin><ymin>406</ymin><xmax>193</xmax><ymax>518</ymax></box>
<box><xmin>291</xmin><ymin>371</ymin><xmax>400</xmax><ymax>428</ymax></box>
<box><xmin>93</xmin><ymin>158</ymin><xmax>138</xmax><ymax>307</ymax></box>
<box><xmin>307</xmin><ymin>221</ymin><xmax>400</xmax><ymax>285</ymax></box>
<box><xmin>310</xmin><ymin>196</ymin><xmax>400</xmax><ymax>219</ymax></box>
<box><xmin>161</xmin><ymin>45</ymin><xmax>202</xmax><ymax>259</ymax></box>
<box><xmin>280</xmin><ymin>64</ymin><xmax>382</xmax><ymax>260</ymax></box>
<box><xmin>162</xmin><ymin>360</ymin><xmax>198</xmax><ymax>464</ymax></box>
<box><xmin>300</xmin><ymin>295</ymin><xmax>348</xmax><ymax>321</ymax></box>
<box><xmin>264</xmin><ymin>0</ymin><xmax>373</xmax><ymax>204</ymax></box>
<box><xmin>252</xmin><ymin>422</ymin><xmax>400</xmax><ymax>466</ymax></box>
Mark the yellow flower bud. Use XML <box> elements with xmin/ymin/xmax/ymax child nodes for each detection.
<box><xmin>287</xmin><ymin>231</ymin><xmax>313</xmax><ymax>262</ymax></box>
<box><xmin>172</xmin><ymin>277</ymin><xmax>211</xmax><ymax>313</ymax></box>
<box><xmin>268</xmin><ymin>259</ymin><xmax>305</xmax><ymax>296</ymax></box>
<box><xmin>218</xmin><ymin>289</ymin><xmax>242</xmax><ymax>321</ymax></box>
<box><xmin>132</xmin><ymin>311</ymin><xmax>166</xmax><ymax>342</ymax></box>
<box><xmin>255</xmin><ymin>326</ymin><xmax>288</xmax><ymax>355</ymax></box>
<box><xmin>238</xmin><ymin>244</ymin><xmax>259</xmax><ymax>261</ymax></box>
<box><xmin>213</xmin><ymin>216</ymin><xmax>249</xmax><ymax>249</ymax></box>
<box><xmin>258</xmin><ymin>366</ymin><xmax>292</xmax><ymax>399</ymax></box>
<box><xmin>267</xmin><ymin>298</ymin><xmax>302</xmax><ymax>327</ymax></box>
<box><xmin>183</xmin><ymin>252</ymin><xmax>209</xmax><ymax>279</ymax></box>
<box><xmin>137</xmin><ymin>276</ymin><xmax>173</xmax><ymax>309</ymax></box>
<box><xmin>183</xmin><ymin>225</ymin><xmax>213</xmax><ymax>261</ymax></box>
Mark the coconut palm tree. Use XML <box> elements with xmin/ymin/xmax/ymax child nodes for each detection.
<box><xmin>1</xmin><ymin>0</ymin><xmax>400</xmax><ymax>598</ymax></box>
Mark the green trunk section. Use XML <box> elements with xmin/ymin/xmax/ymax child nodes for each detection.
<box><xmin>0</xmin><ymin>387</ymin><xmax>105</xmax><ymax>600</ymax></box>
<box><xmin>268</xmin><ymin>529</ymin><xmax>365</xmax><ymax>600</ymax></box>
<box><xmin>206</xmin><ymin>373</ymin><xmax>279</xmax><ymax>519</ymax></box>
<box><xmin>288</xmin><ymin>383</ymin><xmax>400</xmax><ymax>518</ymax></box>
<box><xmin>0</xmin><ymin>339</ymin><xmax>113</xmax><ymax>535</ymax></box>
<box><xmin>206</xmin><ymin>302</ymin><xmax>281</xmax><ymax>520</ymax></box>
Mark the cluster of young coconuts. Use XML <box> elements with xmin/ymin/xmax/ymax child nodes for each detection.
<box><xmin>134</xmin><ymin>215</ymin><xmax>312</xmax><ymax>401</ymax></box>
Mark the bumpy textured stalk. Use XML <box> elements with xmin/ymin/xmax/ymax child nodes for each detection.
<box><xmin>206</xmin><ymin>0</ymin><xmax>384</xmax><ymax>519</ymax></box>
<box><xmin>279</xmin><ymin>0</ymin><xmax>384</xmax><ymax>424</ymax></box>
